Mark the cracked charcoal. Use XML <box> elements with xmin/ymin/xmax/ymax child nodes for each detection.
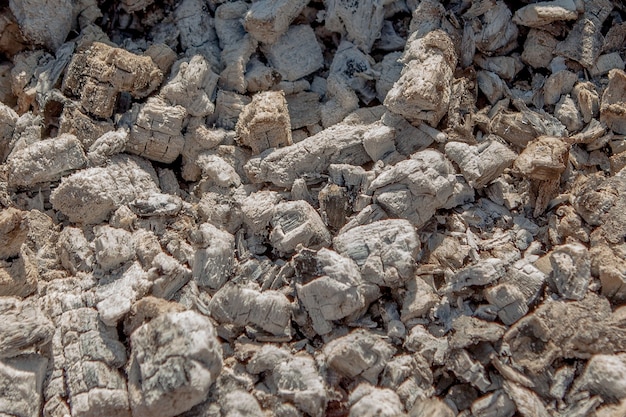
<box><xmin>2</xmin><ymin>1</ymin><xmax>626</xmax><ymax>416</ymax></box>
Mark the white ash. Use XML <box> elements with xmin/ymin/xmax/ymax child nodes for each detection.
<box><xmin>1</xmin><ymin>0</ymin><xmax>626</xmax><ymax>416</ymax></box>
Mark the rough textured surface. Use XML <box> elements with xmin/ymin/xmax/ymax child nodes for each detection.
<box><xmin>505</xmin><ymin>294</ymin><xmax>626</xmax><ymax>374</ymax></box>
<box><xmin>261</xmin><ymin>25</ymin><xmax>323</xmax><ymax>82</ymax></box>
<box><xmin>270</xmin><ymin>200</ymin><xmax>331</xmax><ymax>254</ymax></box>
<box><xmin>0</xmin><ymin>297</ymin><xmax>53</xmax><ymax>358</ymax></box>
<box><xmin>9</xmin><ymin>0</ymin><xmax>73</xmax><ymax>51</ymax></box>
<box><xmin>2</xmin><ymin>1</ymin><xmax>626</xmax><ymax>416</ymax></box>
<box><xmin>325</xmin><ymin>0</ymin><xmax>385</xmax><ymax>53</ymax></box>
<box><xmin>294</xmin><ymin>248</ymin><xmax>368</xmax><ymax>335</ymax></box>
<box><xmin>62</xmin><ymin>42</ymin><xmax>163</xmax><ymax>118</ymax></box>
<box><xmin>127</xmin><ymin>97</ymin><xmax>187</xmax><ymax>163</ymax></box>
<box><xmin>601</xmin><ymin>69</ymin><xmax>626</xmax><ymax>134</ymax></box>
<box><xmin>385</xmin><ymin>30</ymin><xmax>457</xmax><ymax>127</ymax></box>
<box><xmin>333</xmin><ymin>219</ymin><xmax>420</xmax><ymax>288</ymax></box>
<box><xmin>50</xmin><ymin>154</ymin><xmax>160</xmax><ymax>224</ymax></box>
<box><xmin>236</xmin><ymin>90</ymin><xmax>292</xmax><ymax>155</ymax></box>
<box><xmin>128</xmin><ymin>311</ymin><xmax>223</xmax><ymax>417</ymax></box>
<box><xmin>513</xmin><ymin>0</ymin><xmax>580</xmax><ymax>28</ymax></box>
<box><xmin>272</xmin><ymin>354</ymin><xmax>327</xmax><ymax>416</ymax></box>
<box><xmin>445</xmin><ymin>140</ymin><xmax>517</xmax><ymax>188</ymax></box>
<box><xmin>161</xmin><ymin>55</ymin><xmax>218</xmax><ymax>118</ymax></box>
<box><xmin>576</xmin><ymin>354</ymin><xmax>626</xmax><ymax>401</ymax></box>
<box><xmin>0</xmin><ymin>354</ymin><xmax>48</xmax><ymax>417</ymax></box>
<box><xmin>243</xmin><ymin>0</ymin><xmax>308</xmax><ymax>45</ymax></box>
<box><xmin>369</xmin><ymin>149</ymin><xmax>463</xmax><ymax>227</ymax></box>
<box><xmin>191</xmin><ymin>222</ymin><xmax>235</xmax><ymax>290</ymax></box>
<box><xmin>7</xmin><ymin>133</ymin><xmax>87</xmax><ymax>187</ymax></box>
<box><xmin>209</xmin><ymin>283</ymin><xmax>292</xmax><ymax>338</ymax></box>
<box><xmin>324</xmin><ymin>329</ymin><xmax>396</xmax><ymax>384</ymax></box>
<box><xmin>245</xmin><ymin>107</ymin><xmax>381</xmax><ymax>187</ymax></box>
<box><xmin>60</xmin><ymin>308</ymin><xmax>131</xmax><ymax>417</ymax></box>
<box><xmin>349</xmin><ymin>384</ymin><xmax>407</xmax><ymax>417</ymax></box>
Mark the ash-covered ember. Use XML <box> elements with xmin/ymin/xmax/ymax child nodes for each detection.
<box><xmin>1</xmin><ymin>0</ymin><xmax>626</xmax><ymax>416</ymax></box>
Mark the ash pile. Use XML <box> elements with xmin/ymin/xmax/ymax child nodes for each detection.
<box><xmin>2</xmin><ymin>0</ymin><xmax>626</xmax><ymax>416</ymax></box>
